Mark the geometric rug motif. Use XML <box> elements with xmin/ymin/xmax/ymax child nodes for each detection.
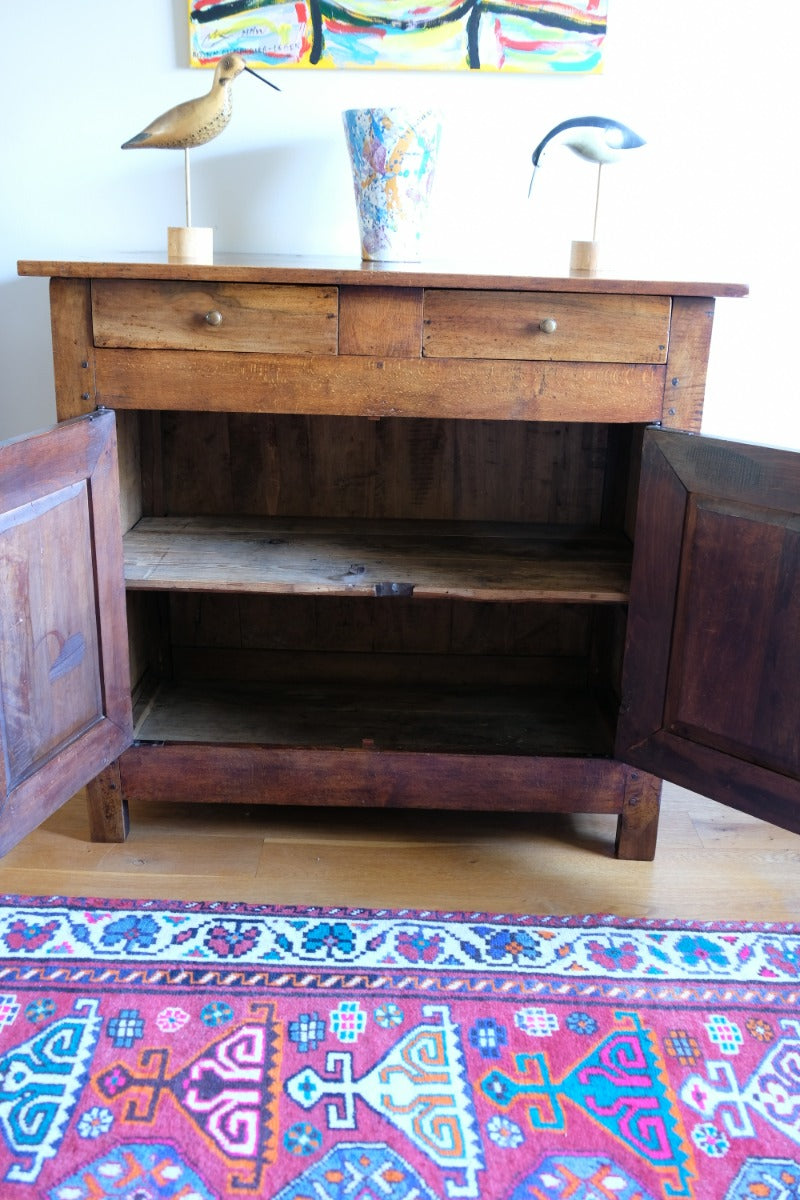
<box><xmin>285</xmin><ymin>1003</ymin><xmax>484</xmax><ymax>1195</ymax></box>
<box><xmin>94</xmin><ymin>1003</ymin><xmax>281</xmax><ymax>1192</ymax></box>
<box><xmin>481</xmin><ymin>1011</ymin><xmax>693</xmax><ymax>1195</ymax></box>
<box><xmin>0</xmin><ymin>896</ymin><xmax>798</xmax><ymax>1199</ymax></box>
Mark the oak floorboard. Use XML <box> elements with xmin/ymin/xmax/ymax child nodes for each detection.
<box><xmin>0</xmin><ymin>784</ymin><xmax>798</xmax><ymax>920</ymax></box>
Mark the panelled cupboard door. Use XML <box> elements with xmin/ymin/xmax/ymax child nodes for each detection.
<box><xmin>617</xmin><ymin>428</ymin><xmax>800</xmax><ymax>836</ymax></box>
<box><xmin>0</xmin><ymin>409</ymin><xmax>132</xmax><ymax>855</ymax></box>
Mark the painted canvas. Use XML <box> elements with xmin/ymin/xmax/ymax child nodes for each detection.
<box><xmin>188</xmin><ymin>0</ymin><xmax>607</xmax><ymax>73</ymax></box>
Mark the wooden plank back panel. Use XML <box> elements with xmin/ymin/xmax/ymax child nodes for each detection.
<box><xmin>153</xmin><ymin>415</ymin><xmax>611</xmax><ymax>524</ymax></box>
<box><xmin>168</xmin><ymin>593</ymin><xmax>594</xmax><ymax>662</ymax></box>
<box><xmin>169</xmin><ymin>646</ymin><xmax>591</xmax><ymax>689</ymax></box>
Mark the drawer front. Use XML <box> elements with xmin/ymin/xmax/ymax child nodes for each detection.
<box><xmin>423</xmin><ymin>290</ymin><xmax>671</xmax><ymax>363</ymax></box>
<box><xmin>91</xmin><ymin>280</ymin><xmax>338</xmax><ymax>354</ymax></box>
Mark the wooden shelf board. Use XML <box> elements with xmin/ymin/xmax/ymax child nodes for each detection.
<box><xmin>123</xmin><ymin>517</ymin><xmax>632</xmax><ymax>603</ymax></box>
<box><xmin>133</xmin><ymin>679</ymin><xmax>616</xmax><ymax>758</ymax></box>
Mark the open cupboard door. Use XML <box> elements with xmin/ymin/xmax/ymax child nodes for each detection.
<box><xmin>0</xmin><ymin>409</ymin><xmax>132</xmax><ymax>856</ymax></box>
<box><xmin>617</xmin><ymin>428</ymin><xmax>800</xmax><ymax>836</ymax></box>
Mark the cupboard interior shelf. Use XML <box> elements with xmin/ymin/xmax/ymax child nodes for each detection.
<box><xmin>123</xmin><ymin>516</ymin><xmax>632</xmax><ymax>603</ymax></box>
<box><xmin>132</xmin><ymin>678</ymin><xmax>617</xmax><ymax>757</ymax></box>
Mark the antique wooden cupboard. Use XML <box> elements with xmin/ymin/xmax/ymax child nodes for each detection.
<box><xmin>2</xmin><ymin>257</ymin><xmax>798</xmax><ymax>862</ymax></box>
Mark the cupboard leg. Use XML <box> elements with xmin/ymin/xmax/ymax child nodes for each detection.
<box><xmin>614</xmin><ymin>770</ymin><xmax>661</xmax><ymax>860</ymax></box>
<box><xmin>86</xmin><ymin>763</ymin><xmax>129</xmax><ymax>843</ymax></box>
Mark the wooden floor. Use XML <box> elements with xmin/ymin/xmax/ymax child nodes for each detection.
<box><xmin>0</xmin><ymin>784</ymin><xmax>798</xmax><ymax>921</ymax></box>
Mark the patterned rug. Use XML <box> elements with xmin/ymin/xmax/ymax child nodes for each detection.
<box><xmin>0</xmin><ymin>897</ymin><xmax>798</xmax><ymax>1199</ymax></box>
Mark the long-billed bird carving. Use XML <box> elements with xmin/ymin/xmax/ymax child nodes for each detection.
<box><xmin>122</xmin><ymin>53</ymin><xmax>279</xmax><ymax>151</ymax></box>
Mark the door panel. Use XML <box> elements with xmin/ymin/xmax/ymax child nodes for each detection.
<box><xmin>0</xmin><ymin>410</ymin><xmax>132</xmax><ymax>856</ymax></box>
<box><xmin>665</xmin><ymin>496</ymin><xmax>799</xmax><ymax>774</ymax></box>
<box><xmin>0</xmin><ymin>482</ymin><xmax>103</xmax><ymax>786</ymax></box>
<box><xmin>617</xmin><ymin>429</ymin><xmax>800</xmax><ymax>834</ymax></box>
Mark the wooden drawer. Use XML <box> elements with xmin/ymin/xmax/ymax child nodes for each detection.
<box><xmin>423</xmin><ymin>290</ymin><xmax>671</xmax><ymax>363</ymax></box>
<box><xmin>91</xmin><ymin>279</ymin><xmax>338</xmax><ymax>354</ymax></box>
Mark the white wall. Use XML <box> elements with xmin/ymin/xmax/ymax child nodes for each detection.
<box><xmin>2</xmin><ymin>1</ymin><xmax>795</xmax><ymax>448</ymax></box>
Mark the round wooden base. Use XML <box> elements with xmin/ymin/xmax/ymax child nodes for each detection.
<box><xmin>570</xmin><ymin>240</ymin><xmax>600</xmax><ymax>274</ymax></box>
<box><xmin>168</xmin><ymin>226</ymin><xmax>213</xmax><ymax>264</ymax></box>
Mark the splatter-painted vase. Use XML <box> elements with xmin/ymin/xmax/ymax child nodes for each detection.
<box><xmin>342</xmin><ymin>107</ymin><xmax>441</xmax><ymax>261</ymax></box>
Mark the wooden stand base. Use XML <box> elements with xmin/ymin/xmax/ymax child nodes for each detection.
<box><xmin>570</xmin><ymin>239</ymin><xmax>600</xmax><ymax>274</ymax></box>
<box><xmin>168</xmin><ymin>226</ymin><xmax>213</xmax><ymax>264</ymax></box>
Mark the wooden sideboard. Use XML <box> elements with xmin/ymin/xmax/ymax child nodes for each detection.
<box><xmin>4</xmin><ymin>256</ymin><xmax>797</xmax><ymax>862</ymax></box>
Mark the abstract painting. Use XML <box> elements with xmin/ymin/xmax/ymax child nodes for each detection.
<box><xmin>188</xmin><ymin>0</ymin><xmax>607</xmax><ymax>73</ymax></box>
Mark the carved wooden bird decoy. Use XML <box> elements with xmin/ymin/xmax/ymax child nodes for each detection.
<box><xmin>122</xmin><ymin>53</ymin><xmax>279</xmax><ymax>151</ymax></box>
<box><xmin>528</xmin><ymin>116</ymin><xmax>645</xmax><ymax>194</ymax></box>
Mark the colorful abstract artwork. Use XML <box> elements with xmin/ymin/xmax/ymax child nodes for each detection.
<box><xmin>188</xmin><ymin>0</ymin><xmax>607</xmax><ymax>73</ymax></box>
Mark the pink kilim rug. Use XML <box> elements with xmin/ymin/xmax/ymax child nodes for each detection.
<box><xmin>0</xmin><ymin>896</ymin><xmax>798</xmax><ymax>1199</ymax></box>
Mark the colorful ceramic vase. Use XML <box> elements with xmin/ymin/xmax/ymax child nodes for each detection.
<box><xmin>342</xmin><ymin>107</ymin><xmax>441</xmax><ymax>262</ymax></box>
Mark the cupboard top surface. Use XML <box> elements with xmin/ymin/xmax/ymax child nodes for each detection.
<box><xmin>17</xmin><ymin>254</ymin><xmax>749</xmax><ymax>298</ymax></box>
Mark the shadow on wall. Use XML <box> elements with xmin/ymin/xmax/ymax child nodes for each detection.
<box><xmin>0</xmin><ymin>278</ymin><xmax>56</xmax><ymax>441</ymax></box>
<box><xmin>193</xmin><ymin>139</ymin><xmax>358</xmax><ymax>256</ymax></box>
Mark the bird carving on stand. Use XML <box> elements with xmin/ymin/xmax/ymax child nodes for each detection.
<box><xmin>528</xmin><ymin>116</ymin><xmax>646</xmax><ymax>272</ymax></box>
<box><xmin>528</xmin><ymin>116</ymin><xmax>645</xmax><ymax>195</ymax></box>
<box><xmin>121</xmin><ymin>53</ymin><xmax>280</xmax><ymax>256</ymax></box>
<box><xmin>122</xmin><ymin>53</ymin><xmax>279</xmax><ymax>151</ymax></box>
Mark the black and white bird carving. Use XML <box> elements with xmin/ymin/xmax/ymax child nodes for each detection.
<box><xmin>528</xmin><ymin>116</ymin><xmax>645</xmax><ymax>195</ymax></box>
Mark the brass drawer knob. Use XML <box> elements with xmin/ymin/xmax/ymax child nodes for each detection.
<box><xmin>205</xmin><ymin>310</ymin><xmax>223</xmax><ymax>327</ymax></box>
<box><xmin>539</xmin><ymin>317</ymin><xmax>558</xmax><ymax>334</ymax></box>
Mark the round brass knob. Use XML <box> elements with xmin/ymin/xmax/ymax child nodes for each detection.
<box><xmin>205</xmin><ymin>310</ymin><xmax>223</xmax><ymax>327</ymax></box>
<box><xmin>539</xmin><ymin>317</ymin><xmax>558</xmax><ymax>334</ymax></box>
